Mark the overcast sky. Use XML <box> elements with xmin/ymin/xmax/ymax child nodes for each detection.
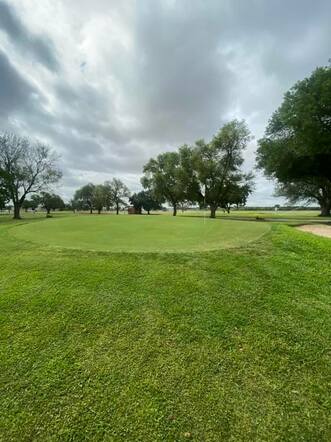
<box><xmin>0</xmin><ymin>0</ymin><xmax>330</xmax><ymax>204</ymax></box>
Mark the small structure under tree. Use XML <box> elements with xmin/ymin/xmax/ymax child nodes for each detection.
<box><xmin>128</xmin><ymin>206</ymin><xmax>141</xmax><ymax>215</ymax></box>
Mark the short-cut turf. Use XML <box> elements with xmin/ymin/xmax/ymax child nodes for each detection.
<box><xmin>0</xmin><ymin>213</ymin><xmax>330</xmax><ymax>440</ymax></box>
<box><xmin>10</xmin><ymin>214</ymin><xmax>270</xmax><ymax>252</ymax></box>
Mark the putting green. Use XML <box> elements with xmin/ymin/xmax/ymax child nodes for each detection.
<box><xmin>11</xmin><ymin>215</ymin><xmax>270</xmax><ymax>252</ymax></box>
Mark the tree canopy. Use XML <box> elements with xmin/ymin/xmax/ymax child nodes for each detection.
<box><xmin>40</xmin><ymin>192</ymin><xmax>65</xmax><ymax>216</ymax></box>
<box><xmin>275</xmin><ymin>178</ymin><xmax>331</xmax><ymax>217</ymax></box>
<box><xmin>73</xmin><ymin>183</ymin><xmax>95</xmax><ymax>213</ymax></box>
<box><xmin>130</xmin><ymin>190</ymin><xmax>162</xmax><ymax>214</ymax></box>
<box><xmin>257</xmin><ymin>66</ymin><xmax>331</xmax><ymax>215</ymax></box>
<box><xmin>191</xmin><ymin>120</ymin><xmax>252</xmax><ymax>217</ymax></box>
<box><xmin>92</xmin><ymin>185</ymin><xmax>107</xmax><ymax>214</ymax></box>
<box><xmin>0</xmin><ymin>133</ymin><xmax>62</xmax><ymax>219</ymax></box>
<box><xmin>104</xmin><ymin>179</ymin><xmax>130</xmax><ymax>215</ymax></box>
<box><xmin>142</xmin><ymin>151</ymin><xmax>187</xmax><ymax>216</ymax></box>
<box><xmin>142</xmin><ymin>120</ymin><xmax>253</xmax><ymax>217</ymax></box>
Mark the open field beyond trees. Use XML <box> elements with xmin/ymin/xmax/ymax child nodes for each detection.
<box><xmin>0</xmin><ymin>212</ymin><xmax>330</xmax><ymax>441</ymax></box>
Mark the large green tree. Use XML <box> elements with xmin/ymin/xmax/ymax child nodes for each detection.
<box><xmin>73</xmin><ymin>183</ymin><xmax>95</xmax><ymax>213</ymax></box>
<box><xmin>40</xmin><ymin>192</ymin><xmax>65</xmax><ymax>216</ymax></box>
<box><xmin>192</xmin><ymin>120</ymin><xmax>252</xmax><ymax>218</ymax></box>
<box><xmin>0</xmin><ymin>133</ymin><xmax>62</xmax><ymax>219</ymax></box>
<box><xmin>142</xmin><ymin>150</ymin><xmax>192</xmax><ymax>216</ymax></box>
<box><xmin>92</xmin><ymin>185</ymin><xmax>106</xmax><ymax>214</ymax></box>
<box><xmin>257</xmin><ymin>66</ymin><xmax>331</xmax><ymax>215</ymax></box>
<box><xmin>104</xmin><ymin>179</ymin><xmax>130</xmax><ymax>215</ymax></box>
<box><xmin>130</xmin><ymin>190</ymin><xmax>162</xmax><ymax>215</ymax></box>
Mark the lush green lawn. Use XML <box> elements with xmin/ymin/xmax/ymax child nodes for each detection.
<box><xmin>0</xmin><ymin>214</ymin><xmax>330</xmax><ymax>440</ymax></box>
<box><xmin>10</xmin><ymin>214</ymin><xmax>270</xmax><ymax>252</ymax></box>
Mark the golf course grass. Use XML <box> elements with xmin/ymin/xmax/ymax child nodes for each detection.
<box><xmin>10</xmin><ymin>214</ymin><xmax>270</xmax><ymax>252</ymax></box>
<box><xmin>0</xmin><ymin>213</ymin><xmax>330</xmax><ymax>440</ymax></box>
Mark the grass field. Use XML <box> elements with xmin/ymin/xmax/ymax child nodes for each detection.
<box><xmin>10</xmin><ymin>214</ymin><xmax>270</xmax><ymax>252</ymax></box>
<box><xmin>0</xmin><ymin>213</ymin><xmax>331</xmax><ymax>440</ymax></box>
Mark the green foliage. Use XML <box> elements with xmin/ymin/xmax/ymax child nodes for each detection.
<box><xmin>104</xmin><ymin>178</ymin><xmax>130</xmax><ymax>214</ymax></box>
<box><xmin>0</xmin><ymin>215</ymin><xmax>330</xmax><ymax>439</ymax></box>
<box><xmin>275</xmin><ymin>178</ymin><xmax>331</xmax><ymax>216</ymax></box>
<box><xmin>192</xmin><ymin>120</ymin><xmax>252</xmax><ymax>217</ymax></box>
<box><xmin>0</xmin><ymin>132</ymin><xmax>62</xmax><ymax>219</ymax></box>
<box><xmin>220</xmin><ymin>177</ymin><xmax>254</xmax><ymax>212</ymax></box>
<box><xmin>92</xmin><ymin>184</ymin><xmax>107</xmax><ymax>214</ymax></box>
<box><xmin>142</xmin><ymin>151</ymin><xmax>187</xmax><ymax>216</ymax></box>
<box><xmin>130</xmin><ymin>190</ymin><xmax>162</xmax><ymax>214</ymax></box>
<box><xmin>73</xmin><ymin>180</ymin><xmax>130</xmax><ymax>214</ymax></box>
<box><xmin>40</xmin><ymin>192</ymin><xmax>65</xmax><ymax>215</ymax></box>
<box><xmin>0</xmin><ymin>178</ymin><xmax>9</xmax><ymax>209</ymax></box>
<box><xmin>257</xmin><ymin>66</ymin><xmax>331</xmax><ymax>214</ymax></box>
<box><xmin>73</xmin><ymin>183</ymin><xmax>95</xmax><ymax>213</ymax></box>
<box><xmin>142</xmin><ymin>120</ymin><xmax>253</xmax><ymax>217</ymax></box>
<box><xmin>21</xmin><ymin>194</ymin><xmax>42</xmax><ymax>211</ymax></box>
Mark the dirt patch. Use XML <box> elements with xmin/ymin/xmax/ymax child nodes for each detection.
<box><xmin>297</xmin><ymin>224</ymin><xmax>331</xmax><ymax>239</ymax></box>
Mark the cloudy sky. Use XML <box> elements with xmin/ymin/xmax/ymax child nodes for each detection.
<box><xmin>0</xmin><ymin>0</ymin><xmax>330</xmax><ymax>204</ymax></box>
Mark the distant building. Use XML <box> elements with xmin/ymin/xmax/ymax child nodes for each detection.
<box><xmin>128</xmin><ymin>206</ymin><xmax>141</xmax><ymax>215</ymax></box>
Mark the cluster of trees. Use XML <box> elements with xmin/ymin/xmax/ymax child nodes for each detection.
<box><xmin>257</xmin><ymin>65</ymin><xmax>331</xmax><ymax>216</ymax></box>
<box><xmin>22</xmin><ymin>193</ymin><xmax>65</xmax><ymax>215</ymax></box>
<box><xmin>1</xmin><ymin>65</ymin><xmax>330</xmax><ymax>219</ymax></box>
<box><xmin>0</xmin><ymin>133</ymin><xmax>62</xmax><ymax>219</ymax></box>
<box><xmin>71</xmin><ymin>182</ymin><xmax>164</xmax><ymax>215</ymax></box>
<box><xmin>72</xmin><ymin>179</ymin><xmax>130</xmax><ymax>214</ymax></box>
<box><xmin>129</xmin><ymin>191</ymin><xmax>162</xmax><ymax>214</ymax></box>
<box><xmin>141</xmin><ymin>120</ymin><xmax>254</xmax><ymax>217</ymax></box>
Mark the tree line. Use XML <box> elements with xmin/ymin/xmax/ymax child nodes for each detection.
<box><xmin>1</xmin><ymin>64</ymin><xmax>330</xmax><ymax>218</ymax></box>
<box><xmin>72</xmin><ymin>180</ymin><xmax>130</xmax><ymax>214</ymax></box>
<box><xmin>70</xmin><ymin>182</ymin><xmax>163</xmax><ymax>215</ymax></box>
<box><xmin>141</xmin><ymin>119</ymin><xmax>253</xmax><ymax>217</ymax></box>
<box><xmin>70</xmin><ymin>119</ymin><xmax>253</xmax><ymax>217</ymax></box>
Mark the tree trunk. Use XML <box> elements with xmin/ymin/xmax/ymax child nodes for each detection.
<box><xmin>320</xmin><ymin>203</ymin><xmax>331</xmax><ymax>217</ymax></box>
<box><xmin>210</xmin><ymin>205</ymin><xmax>217</xmax><ymax>218</ymax></box>
<box><xmin>98</xmin><ymin>208</ymin><xmax>101</xmax><ymax>214</ymax></box>
<box><xmin>90</xmin><ymin>207</ymin><xmax>93</xmax><ymax>214</ymax></box>
<box><xmin>147</xmin><ymin>210</ymin><xmax>150</xmax><ymax>215</ymax></box>
<box><xmin>13</xmin><ymin>202</ymin><xmax>21</xmax><ymax>219</ymax></box>
<box><xmin>173</xmin><ymin>204</ymin><xmax>177</xmax><ymax>216</ymax></box>
<box><xmin>116</xmin><ymin>203</ymin><xmax>119</xmax><ymax>215</ymax></box>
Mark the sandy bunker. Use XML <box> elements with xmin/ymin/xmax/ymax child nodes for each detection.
<box><xmin>297</xmin><ymin>224</ymin><xmax>331</xmax><ymax>239</ymax></box>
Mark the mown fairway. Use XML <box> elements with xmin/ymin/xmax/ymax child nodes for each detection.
<box><xmin>10</xmin><ymin>214</ymin><xmax>270</xmax><ymax>252</ymax></box>
<box><xmin>0</xmin><ymin>213</ymin><xmax>330</xmax><ymax>441</ymax></box>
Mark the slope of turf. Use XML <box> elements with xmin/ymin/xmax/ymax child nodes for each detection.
<box><xmin>10</xmin><ymin>214</ymin><xmax>270</xmax><ymax>252</ymax></box>
<box><xmin>0</xmin><ymin>216</ymin><xmax>330</xmax><ymax>440</ymax></box>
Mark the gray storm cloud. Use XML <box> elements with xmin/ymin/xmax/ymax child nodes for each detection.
<box><xmin>0</xmin><ymin>0</ymin><xmax>330</xmax><ymax>202</ymax></box>
<box><xmin>0</xmin><ymin>1</ymin><xmax>59</xmax><ymax>70</ymax></box>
